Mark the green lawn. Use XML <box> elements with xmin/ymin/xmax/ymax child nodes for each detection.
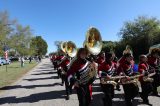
<box><xmin>0</xmin><ymin>61</ymin><xmax>37</xmax><ymax>88</ymax></box>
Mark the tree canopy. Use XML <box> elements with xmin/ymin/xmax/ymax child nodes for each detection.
<box><xmin>102</xmin><ymin>16</ymin><xmax>160</xmax><ymax>58</ymax></box>
<box><xmin>0</xmin><ymin>11</ymin><xmax>48</xmax><ymax>56</ymax></box>
<box><xmin>30</xmin><ymin>36</ymin><xmax>48</xmax><ymax>56</ymax></box>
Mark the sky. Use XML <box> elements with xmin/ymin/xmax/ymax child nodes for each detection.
<box><xmin>0</xmin><ymin>0</ymin><xmax>160</xmax><ymax>54</ymax></box>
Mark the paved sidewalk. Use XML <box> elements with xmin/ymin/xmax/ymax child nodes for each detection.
<box><xmin>0</xmin><ymin>59</ymin><xmax>159</xmax><ymax>106</ymax></box>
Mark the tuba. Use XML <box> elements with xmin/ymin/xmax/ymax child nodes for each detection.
<box><xmin>78</xmin><ymin>62</ymin><xmax>98</xmax><ymax>85</ymax></box>
<box><xmin>60</xmin><ymin>41</ymin><xmax>67</xmax><ymax>54</ymax></box>
<box><xmin>78</xmin><ymin>27</ymin><xmax>102</xmax><ymax>85</ymax></box>
<box><xmin>84</xmin><ymin>27</ymin><xmax>103</xmax><ymax>55</ymax></box>
<box><xmin>66</xmin><ymin>41</ymin><xmax>77</xmax><ymax>57</ymax></box>
<box><xmin>60</xmin><ymin>41</ymin><xmax>77</xmax><ymax>74</ymax></box>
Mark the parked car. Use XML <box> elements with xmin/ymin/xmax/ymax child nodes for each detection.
<box><xmin>0</xmin><ymin>57</ymin><xmax>11</xmax><ymax>66</ymax></box>
<box><xmin>9</xmin><ymin>57</ymin><xmax>19</xmax><ymax>62</ymax></box>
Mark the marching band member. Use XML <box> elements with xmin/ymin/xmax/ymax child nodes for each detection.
<box><xmin>111</xmin><ymin>52</ymin><xmax>121</xmax><ymax>91</ymax></box>
<box><xmin>147</xmin><ymin>48</ymin><xmax>160</xmax><ymax>96</ymax></box>
<box><xmin>55</xmin><ymin>52</ymin><xmax>66</xmax><ymax>78</ymax></box>
<box><xmin>138</xmin><ymin>55</ymin><xmax>153</xmax><ymax>105</ymax></box>
<box><xmin>67</xmin><ymin>48</ymin><xmax>92</xmax><ymax>106</ymax></box>
<box><xmin>51</xmin><ymin>53</ymin><xmax>57</xmax><ymax>69</ymax></box>
<box><xmin>98</xmin><ymin>52</ymin><xmax>117</xmax><ymax>106</ymax></box>
<box><xmin>95</xmin><ymin>51</ymin><xmax>105</xmax><ymax>74</ymax></box>
<box><xmin>112</xmin><ymin>52</ymin><xmax>118</xmax><ymax>64</ymax></box>
<box><xmin>57</xmin><ymin>54</ymin><xmax>71</xmax><ymax>100</ymax></box>
<box><xmin>96</xmin><ymin>51</ymin><xmax>105</xmax><ymax>65</ymax></box>
<box><xmin>118</xmin><ymin>53</ymin><xmax>139</xmax><ymax>106</ymax></box>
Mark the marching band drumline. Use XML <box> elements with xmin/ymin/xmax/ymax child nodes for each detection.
<box><xmin>50</xmin><ymin>27</ymin><xmax>160</xmax><ymax>106</ymax></box>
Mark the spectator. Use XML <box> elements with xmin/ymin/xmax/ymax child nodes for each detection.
<box><xmin>38</xmin><ymin>56</ymin><xmax>41</xmax><ymax>62</ymax></box>
<box><xmin>20</xmin><ymin>56</ymin><xmax>25</xmax><ymax>67</ymax></box>
<box><xmin>29</xmin><ymin>56</ymin><xmax>32</xmax><ymax>63</ymax></box>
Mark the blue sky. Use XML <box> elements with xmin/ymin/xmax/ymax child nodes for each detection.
<box><xmin>1</xmin><ymin>0</ymin><xmax>160</xmax><ymax>54</ymax></box>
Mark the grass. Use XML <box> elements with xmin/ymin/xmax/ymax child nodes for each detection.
<box><xmin>0</xmin><ymin>61</ymin><xmax>37</xmax><ymax>89</ymax></box>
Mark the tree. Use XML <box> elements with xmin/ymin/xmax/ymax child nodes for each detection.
<box><xmin>9</xmin><ymin>24</ymin><xmax>33</xmax><ymax>56</ymax></box>
<box><xmin>102</xmin><ymin>41</ymin><xmax>116</xmax><ymax>52</ymax></box>
<box><xmin>119</xmin><ymin>16</ymin><xmax>160</xmax><ymax>58</ymax></box>
<box><xmin>0</xmin><ymin>11</ymin><xmax>47</xmax><ymax>57</ymax></box>
<box><xmin>54</xmin><ymin>41</ymin><xmax>62</xmax><ymax>51</ymax></box>
<box><xmin>0</xmin><ymin>11</ymin><xmax>16</xmax><ymax>56</ymax></box>
<box><xmin>30</xmin><ymin>36</ymin><xmax>48</xmax><ymax>56</ymax></box>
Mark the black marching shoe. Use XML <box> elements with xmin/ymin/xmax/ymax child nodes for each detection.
<box><xmin>116</xmin><ymin>85</ymin><xmax>121</xmax><ymax>91</ymax></box>
<box><xmin>151</xmin><ymin>92</ymin><xmax>160</xmax><ymax>97</ymax></box>
<box><xmin>61</xmin><ymin>82</ymin><xmax>64</xmax><ymax>86</ymax></box>
<box><xmin>143</xmin><ymin>100</ymin><xmax>152</xmax><ymax>106</ymax></box>
<box><xmin>66</xmin><ymin>95</ymin><xmax>70</xmax><ymax>100</ymax></box>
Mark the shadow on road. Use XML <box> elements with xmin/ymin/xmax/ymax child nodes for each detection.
<box><xmin>23</xmin><ymin>76</ymin><xmax>59</xmax><ymax>81</ymax></box>
<box><xmin>0</xmin><ymin>90</ymin><xmax>66</xmax><ymax>105</ymax></box>
<box><xmin>91</xmin><ymin>93</ymin><xmax>141</xmax><ymax>106</ymax></box>
<box><xmin>31</xmin><ymin>71</ymin><xmax>57</xmax><ymax>75</ymax></box>
<box><xmin>37</xmin><ymin>65</ymin><xmax>53</xmax><ymax>69</ymax></box>
<box><xmin>0</xmin><ymin>83</ymin><xmax>62</xmax><ymax>90</ymax></box>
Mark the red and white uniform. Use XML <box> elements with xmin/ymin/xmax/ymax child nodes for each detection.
<box><xmin>55</xmin><ymin>55</ymin><xmax>65</xmax><ymax>62</ymax></box>
<box><xmin>98</xmin><ymin>61</ymin><xmax>117</xmax><ymax>77</ymax></box>
<box><xmin>51</xmin><ymin>54</ymin><xmax>57</xmax><ymax>62</ymax></box>
<box><xmin>67</xmin><ymin>58</ymin><xmax>93</xmax><ymax>99</ymax></box>
<box><xmin>58</xmin><ymin>57</ymin><xmax>70</xmax><ymax>71</ymax></box>
<box><xmin>95</xmin><ymin>56</ymin><xmax>105</xmax><ymax>74</ymax></box>
<box><xmin>96</xmin><ymin>56</ymin><xmax>105</xmax><ymax>65</ymax></box>
<box><xmin>117</xmin><ymin>59</ymin><xmax>134</xmax><ymax>76</ymax></box>
<box><xmin>138</xmin><ymin>62</ymin><xmax>149</xmax><ymax>81</ymax></box>
<box><xmin>67</xmin><ymin>59</ymin><xmax>90</xmax><ymax>82</ymax></box>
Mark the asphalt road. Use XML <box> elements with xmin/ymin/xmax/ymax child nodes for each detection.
<box><xmin>0</xmin><ymin>58</ymin><xmax>159</xmax><ymax>106</ymax></box>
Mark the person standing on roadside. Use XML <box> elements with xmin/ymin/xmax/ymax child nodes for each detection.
<box><xmin>20</xmin><ymin>56</ymin><xmax>25</xmax><ymax>67</ymax></box>
<box><xmin>38</xmin><ymin>56</ymin><xmax>41</xmax><ymax>62</ymax></box>
<box><xmin>29</xmin><ymin>56</ymin><xmax>32</xmax><ymax>63</ymax></box>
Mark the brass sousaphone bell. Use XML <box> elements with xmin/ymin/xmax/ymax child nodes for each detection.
<box><xmin>65</xmin><ymin>41</ymin><xmax>77</xmax><ymax>57</ymax></box>
<box><xmin>60</xmin><ymin>41</ymin><xmax>67</xmax><ymax>54</ymax></box>
<box><xmin>84</xmin><ymin>27</ymin><xmax>103</xmax><ymax>55</ymax></box>
<box><xmin>78</xmin><ymin>27</ymin><xmax>102</xmax><ymax>85</ymax></box>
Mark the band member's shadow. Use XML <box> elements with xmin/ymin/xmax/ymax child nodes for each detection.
<box><xmin>31</xmin><ymin>71</ymin><xmax>57</xmax><ymax>75</ymax></box>
<box><xmin>37</xmin><ymin>65</ymin><xmax>53</xmax><ymax>69</ymax></box>
<box><xmin>34</xmin><ymin>69</ymin><xmax>54</xmax><ymax>72</ymax></box>
<box><xmin>113</xmin><ymin>94</ymin><xmax>141</xmax><ymax>106</ymax></box>
<box><xmin>91</xmin><ymin>93</ymin><xmax>141</xmax><ymax>106</ymax></box>
<box><xmin>0</xmin><ymin>90</ymin><xmax>66</xmax><ymax>105</ymax></box>
<box><xmin>23</xmin><ymin>76</ymin><xmax>59</xmax><ymax>81</ymax></box>
<box><xmin>0</xmin><ymin>83</ymin><xmax>62</xmax><ymax>90</ymax></box>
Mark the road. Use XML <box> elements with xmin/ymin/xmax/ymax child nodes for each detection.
<box><xmin>0</xmin><ymin>58</ymin><xmax>159</xmax><ymax>106</ymax></box>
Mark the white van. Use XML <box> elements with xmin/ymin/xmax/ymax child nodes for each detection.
<box><xmin>0</xmin><ymin>57</ymin><xmax>11</xmax><ymax>66</ymax></box>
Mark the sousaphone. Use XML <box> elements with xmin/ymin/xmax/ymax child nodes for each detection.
<box><xmin>60</xmin><ymin>41</ymin><xmax>67</xmax><ymax>54</ymax></box>
<box><xmin>84</xmin><ymin>27</ymin><xmax>103</xmax><ymax>55</ymax></box>
<box><xmin>78</xmin><ymin>27</ymin><xmax>102</xmax><ymax>85</ymax></box>
<box><xmin>66</xmin><ymin>41</ymin><xmax>77</xmax><ymax>57</ymax></box>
